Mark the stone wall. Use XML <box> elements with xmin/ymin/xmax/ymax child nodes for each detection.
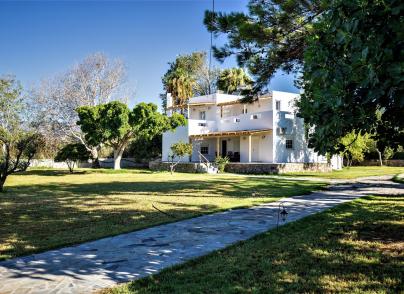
<box><xmin>225</xmin><ymin>162</ymin><xmax>331</xmax><ymax>174</ymax></box>
<box><xmin>149</xmin><ymin>161</ymin><xmax>332</xmax><ymax>174</ymax></box>
<box><xmin>354</xmin><ymin>159</ymin><xmax>404</xmax><ymax>167</ymax></box>
<box><xmin>149</xmin><ymin>161</ymin><xmax>203</xmax><ymax>173</ymax></box>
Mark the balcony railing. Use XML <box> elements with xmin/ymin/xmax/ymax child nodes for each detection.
<box><xmin>188</xmin><ymin>119</ymin><xmax>217</xmax><ymax>135</ymax></box>
<box><xmin>188</xmin><ymin>111</ymin><xmax>273</xmax><ymax>135</ymax></box>
<box><xmin>218</xmin><ymin>110</ymin><xmax>273</xmax><ymax>132</ymax></box>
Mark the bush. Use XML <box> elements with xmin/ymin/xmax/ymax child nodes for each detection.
<box><xmin>393</xmin><ymin>152</ymin><xmax>404</xmax><ymax>160</ymax></box>
<box><xmin>55</xmin><ymin>143</ymin><xmax>91</xmax><ymax>173</ymax></box>
<box><xmin>214</xmin><ymin>156</ymin><xmax>230</xmax><ymax>173</ymax></box>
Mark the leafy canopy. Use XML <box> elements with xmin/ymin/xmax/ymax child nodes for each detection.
<box><xmin>55</xmin><ymin>143</ymin><xmax>91</xmax><ymax>173</ymax></box>
<box><xmin>297</xmin><ymin>0</ymin><xmax>404</xmax><ymax>154</ymax></box>
<box><xmin>0</xmin><ymin>76</ymin><xmax>43</xmax><ymax>191</ymax></box>
<box><xmin>217</xmin><ymin>68</ymin><xmax>252</xmax><ymax>94</ymax></box>
<box><xmin>205</xmin><ymin>0</ymin><xmax>325</xmax><ymax>97</ymax></box>
<box><xmin>170</xmin><ymin>141</ymin><xmax>193</xmax><ymax>159</ymax></box>
<box><xmin>77</xmin><ymin>101</ymin><xmax>186</xmax><ymax>155</ymax></box>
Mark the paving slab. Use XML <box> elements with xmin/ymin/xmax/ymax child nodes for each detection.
<box><xmin>0</xmin><ymin>176</ymin><xmax>402</xmax><ymax>294</ymax></box>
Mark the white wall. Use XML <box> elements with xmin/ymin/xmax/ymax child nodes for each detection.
<box><xmin>239</xmin><ymin>132</ymin><xmax>273</xmax><ymax>163</ymax></box>
<box><xmin>218</xmin><ymin>111</ymin><xmax>273</xmax><ymax>132</ymax></box>
<box><xmin>271</xmin><ymin>91</ymin><xmax>327</xmax><ymax>163</ymax></box>
<box><xmin>162</xmin><ymin>126</ymin><xmax>189</xmax><ymax>162</ymax></box>
<box><xmin>188</xmin><ymin>105</ymin><xmax>218</xmax><ymax>120</ymax></box>
<box><xmin>191</xmin><ymin>138</ymin><xmax>217</xmax><ymax>162</ymax></box>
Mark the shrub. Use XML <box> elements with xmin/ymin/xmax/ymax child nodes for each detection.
<box><xmin>215</xmin><ymin>156</ymin><xmax>230</xmax><ymax>173</ymax></box>
<box><xmin>55</xmin><ymin>143</ymin><xmax>91</xmax><ymax>173</ymax></box>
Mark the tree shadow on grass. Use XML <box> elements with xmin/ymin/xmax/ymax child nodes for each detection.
<box><xmin>0</xmin><ymin>175</ymin><xmax>324</xmax><ymax>262</ymax></box>
<box><xmin>0</xmin><ymin>186</ymin><xmax>378</xmax><ymax>291</ymax></box>
<box><xmin>121</xmin><ymin>195</ymin><xmax>404</xmax><ymax>294</ymax></box>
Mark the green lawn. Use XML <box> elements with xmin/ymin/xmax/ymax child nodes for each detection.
<box><xmin>0</xmin><ymin>168</ymin><xmax>325</xmax><ymax>260</ymax></box>
<box><xmin>283</xmin><ymin>166</ymin><xmax>404</xmax><ymax>179</ymax></box>
<box><xmin>105</xmin><ymin>194</ymin><xmax>404</xmax><ymax>294</ymax></box>
<box><xmin>393</xmin><ymin>173</ymin><xmax>404</xmax><ymax>184</ymax></box>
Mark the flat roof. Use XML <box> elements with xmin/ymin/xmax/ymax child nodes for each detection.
<box><xmin>190</xmin><ymin>128</ymin><xmax>272</xmax><ymax>138</ymax></box>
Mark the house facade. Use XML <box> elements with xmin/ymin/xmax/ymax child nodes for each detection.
<box><xmin>162</xmin><ymin>91</ymin><xmax>341</xmax><ymax>169</ymax></box>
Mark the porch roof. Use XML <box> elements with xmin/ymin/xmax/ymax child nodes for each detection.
<box><xmin>190</xmin><ymin>128</ymin><xmax>272</xmax><ymax>138</ymax></box>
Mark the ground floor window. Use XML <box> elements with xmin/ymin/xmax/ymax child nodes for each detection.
<box><xmin>200</xmin><ymin>146</ymin><xmax>209</xmax><ymax>154</ymax></box>
<box><xmin>286</xmin><ymin>139</ymin><xmax>293</xmax><ymax>149</ymax></box>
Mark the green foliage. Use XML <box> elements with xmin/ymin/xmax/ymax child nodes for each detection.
<box><xmin>298</xmin><ymin>0</ymin><xmax>404</xmax><ymax>154</ymax></box>
<box><xmin>214</xmin><ymin>156</ymin><xmax>230</xmax><ymax>173</ymax></box>
<box><xmin>169</xmin><ymin>141</ymin><xmax>193</xmax><ymax>174</ymax></box>
<box><xmin>127</xmin><ymin>135</ymin><xmax>162</xmax><ymax>163</ymax></box>
<box><xmin>0</xmin><ymin>76</ymin><xmax>24</xmax><ymax>131</ymax></box>
<box><xmin>0</xmin><ymin>76</ymin><xmax>42</xmax><ymax>192</ymax></box>
<box><xmin>383</xmin><ymin>147</ymin><xmax>395</xmax><ymax>161</ymax></box>
<box><xmin>217</xmin><ymin>68</ymin><xmax>252</xmax><ymax>94</ymax></box>
<box><xmin>162</xmin><ymin>52</ymin><xmax>205</xmax><ymax>107</ymax></box>
<box><xmin>170</xmin><ymin>141</ymin><xmax>192</xmax><ymax>159</ymax></box>
<box><xmin>204</xmin><ymin>0</ymin><xmax>325</xmax><ymax>97</ymax></box>
<box><xmin>77</xmin><ymin>101</ymin><xmax>186</xmax><ymax>169</ymax></box>
<box><xmin>339</xmin><ymin>131</ymin><xmax>373</xmax><ymax>166</ymax></box>
<box><xmin>54</xmin><ymin>143</ymin><xmax>91</xmax><ymax>173</ymax></box>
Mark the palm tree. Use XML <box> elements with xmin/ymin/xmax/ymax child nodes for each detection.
<box><xmin>217</xmin><ymin>68</ymin><xmax>252</xmax><ymax>94</ymax></box>
<box><xmin>166</xmin><ymin>70</ymin><xmax>195</xmax><ymax>108</ymax></box>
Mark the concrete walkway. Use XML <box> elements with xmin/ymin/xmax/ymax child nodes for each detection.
<box><xmin>0</xmin><ymin>176</ymin><xmax>402</xmax><ymax>294</ymax></box>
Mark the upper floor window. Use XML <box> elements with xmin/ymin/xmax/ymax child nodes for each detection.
<box><xmin>199</xmin><ymin>111</ymin><xmax>206</xmax><ymax>120</ymax></box>
<box><xmin>242</xmin><ymin>107</ymin><xmax>248</xmax><ymax>114</ymax></box>
<box><xmin>286</xmin><ymin>139</ymin><xmax>293</xmax><ymax>149</ymax></box>
<box><xmin>276</xmin><ymin>100</ymin><xmax>281</xmax><ymax>111</ymax></box>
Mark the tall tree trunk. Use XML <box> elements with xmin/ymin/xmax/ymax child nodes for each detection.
<box><xmin>91</xmin><ymin>147</ymin><xmax>100</xmax><ymax>168</ymax></box>
<box><xmin>0</xmin><ymin>176</ymin><xmax>7</xmax><ymax>193</ymax></box>
<box><xmin>113</xmin><ymin>148</ymin><xmax>124</xmax><ymax>170</ymax></box>
<box><xmin>376</xmin><ymin>148</ymin><xmax>383</xmax><ymax>166</ymax></box>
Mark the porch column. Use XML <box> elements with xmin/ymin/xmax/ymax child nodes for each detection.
<box><xmin>216</xmin><ymin>137</ymin><xmax>220</xmax><ymax>157</ymax></box>
<box><xmin>247</xmin><ymin>135</ymin><xmax>252</xmax><ymax>162</ymax></box>
<box><xmin>189</xmin><ymin>137</ymin><xmax>193</xmax><ymax>162</ymax></box>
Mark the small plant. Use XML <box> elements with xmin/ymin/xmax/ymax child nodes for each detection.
<box><xmin>169</xmin><ymin>141</ymin><xmax>193</xmax><ymax>174</ymax></box>
<box><xmin>55</xmin><ymin>143</ymin><xmax>91</xmax><ymax>173</ymax></box>
<box><xmin>215</xmin><ymin>156</ymin><xmax>230</xmax><ymax>173</ymax></box>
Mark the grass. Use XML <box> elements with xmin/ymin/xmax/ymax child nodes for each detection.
<box><xmin>393</xmin><ymin>173</ymin><xmax>404</xmax><ymax>184</ymax></box>
<box><xmin>283</xmin><ymin>166</ymin><xmax>404</xmax><ymax>179</ymax></box>
<box><xmin>104</xmin><ymin>194</ymin><xmax>404</xmax><ymax>294</ymax></box>
<box><xmin>0</xmin><ymin>168</ymin><xmax>325</xmax><ymax>261</ymax></box>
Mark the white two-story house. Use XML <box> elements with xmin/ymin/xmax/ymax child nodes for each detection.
<box><xmin>162</xmin><ymin>91</ymin><xmax>341</xmax><ymax>170</ymax></box>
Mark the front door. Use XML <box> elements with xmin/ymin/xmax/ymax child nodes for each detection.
<box><xmin>221</xmin><ymin>140</ymin><xmax>227</xmax><ymax>157</ymax></box>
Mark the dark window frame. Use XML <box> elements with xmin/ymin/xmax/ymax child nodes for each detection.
<box><xmin>200</xmin><ymin>146</ymin><xmax>209</xmax><ymax>154</ymax></box>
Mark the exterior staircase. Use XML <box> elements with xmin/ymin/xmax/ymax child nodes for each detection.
<box><xmin>197</xmin><ymin>152</ymin><xmax>218</xmax><ymax>174</ymax></box>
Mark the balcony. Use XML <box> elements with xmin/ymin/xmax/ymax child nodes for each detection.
<box><xmin>218</xmin><ymin>110</ymin><xmax>273</xmax><ymax>132</ymax></box>
<box><xmin>187</xmin><ymin>111</ymin><xmax>273</xmax><ymax>136</ymax></box>
<box><xmin>188</xmin><ymin>119</ymin><xmax>217</xmax><ymax>135</ymax></box>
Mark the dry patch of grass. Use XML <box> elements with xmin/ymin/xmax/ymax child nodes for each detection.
<box><xmin>105</xmin><ymin>195</ymin><xmax>404</xmax><ymax>293</ymax></box>
<box><xmin>0</xmin><ymin>168</ymin><xmax>325</xmax><ymax>260</ymax></box>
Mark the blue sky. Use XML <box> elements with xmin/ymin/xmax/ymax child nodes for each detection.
<box><xmin>0</xmin><ymin>0</ymin><xmax>298</xmax><ymax>108</ymax></box>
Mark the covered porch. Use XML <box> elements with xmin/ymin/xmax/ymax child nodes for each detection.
<box><xmin>189</xmin><ymin>129</ymin><xmax>273</xmax><ymax>163</ymax></box>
